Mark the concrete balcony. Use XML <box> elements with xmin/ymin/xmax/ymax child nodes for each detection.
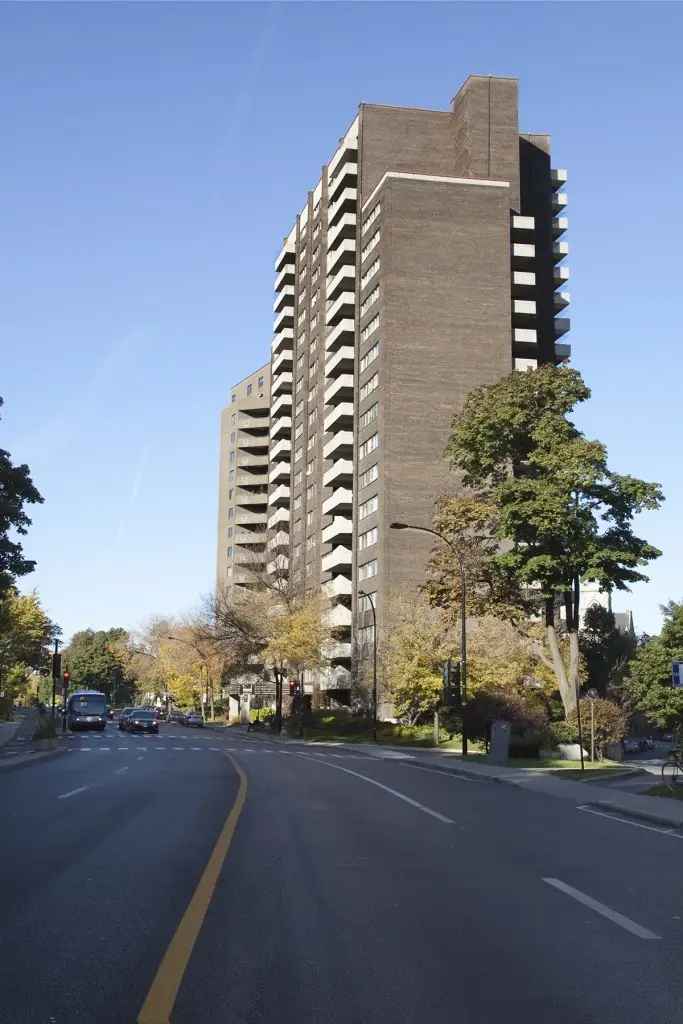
<box><xmin>235</xmin><ymin>488</ymin><xmax>268</xmax><ymax>508</ymax></box>
<box><xmin>512</xmin><ymin>299</ymin><xmax>536</xmax><ymax>318</ymax></box>
<box><xmin>512</xmin><ymin>271</ymin><xmax>536</xmax><ymax>294</ymax></box>
<box><xmin>270</xmin><ymin>415</ymin><xmax>292</xmax><ymax>440</ymax></box>
<box><xmin>238</xmin><ymin>432</ymin><xmax>269</xmax><ymax>454</ymax></box>
<box><xmin>552</xmin><ymin>192</ymin><xmax>568</xmax><ymax>213</ymax></box>
<box><xmin>328</xmin><ymin>162</ymin><xmax>358</xmax><ymax>202</ymax></box>
<box><xmin>554</xmin><ymin>290</ymin><xmax>571</xmax><ymax>312</ymax></box>
<box><xmin>325</xmin><ymin>345</ymin><xmax>354</xmax><ymax>379</ymax></box>
<box><xmin>272</xmin><ymin>348</ymin><xmax>293</xmax><ymax>376</ymax></box>
<box><xmin>273</xmin><ymin>306</ymin><xmax>294</xmax><ymax>334</ymax></box>
<box><xmin>326</xmin><ymin>290</ymin><xmax>355</xmax><ymax>327</ymax></box>
<box><xmin>275</xmin><ymin>240</ymin><xmax>295</xmax><ymax>273</ymax></box>
<box><xmin>267</xmin><ymin>506</ymin><xmax>290</xmax><ymax>531</ymax></box>
<box><xmin>325</xmin><ymin>318</ymin><xmax>355</xmax><ymax>353</ymax></box>
<box><xmin>237</xmin><ymin>451</ymin><xmax>269</xmax><ymax>468</ymax></box>
<box><xmin>273</xmin><ymin>285</ymin><xmax>295</xmax><ymax>314</ymax></box>
<box><xmin>327</xmin><ymin>264</ymin><xmax>356</xmax><ymax>302</ymax></box>
<box><xmin>236</xmin><ymin>470</ymin><xmax>268</xmax><ymax>489</ymax></box>
<box><xmin>272</xmin><ymin>371</ymin><xmax>293</xmax><ymax>397</ymax></box>
<box><xmin>234</xmin><ymin>529</ymin><xmax>266</xmax><ymax>546</ymax></box>
<box><xmin>554</xmin><ymin>343</ymin><xmax>572</xmax><ymax>363</ymax></box>
<box><xmin>271</xmin><ymin>393</ymin><xmax>292</xmax><ymax>419</ymax></box>
<box><xmin>552</xmin><ymin>216</ymin><xmax>569</xmax><ymax>238</ymax></box>
<box><xmin>267</xmin><ymin>530</ymin><xmax>290</xmax><ymax>551</ymax></box>
<box><xmin>551</xmin><ymin>168</ymin><xmax>568</xmax><ymax>189</ymax></box>
<box><xmin>319</xmin><ymin>665</ymin><xmax>352</xmax><ymax>690</ymax></box>
<box><xmin>267</xmin><ymin>557</ymin><xmax>289</xmax><ymax>576</ymax></box>
<box><xmin>269</xmin><ymin>461</ymin><xmax>291</xmax><ymax>486</ymax></box>
<box><xmin>235</xmin><ymin>508</ymin><xmax>267</xmax><ymax>526</ymax></box>
<box><xmin>322</xmin><ymin>575</ymin><xmax>352</xmax><ymax>602</ymax></box>
<box><xmin>328</xmin><ymin>187</ymin><xmax>357</xmax><ymax>227</ymax></box>
<box><xmin>327</xmin><ymin>212</ymin><xmax>357</xmax><ymax>251</ymax></box>
<box><xmin>322</xmin><ymin>515</ymin><xmax>352</xmax><ymax>546</ymax></box>
<box><xmin>272</xmin><ymin>327</ymin><xmax>294</xmax><ymax>355</ymax></box>
<box><xmin>238</xmin><ymin>412</ymin><xmax>270</xmax><ymax>432</ymax></box>
<box><xmin>324</xmin><ymin>401</ymin><xmax>354</xmax><ymax>433</ymax></box>
<box><xmin>554</xmin><ymin>265</ymin><xmax>570</xmax><ymax>287</ymax></box>
<box><xmin>512</xmin><ymin>243</ymin><xmax>535</xmax><ymax>266</ymax></box>
<box><xmin>554</xmin><ymin>317</ymin><xmax>571</xmax><ymax>338</ymax></box>
<box><xmin>323</xmin><ymin>431</ymin><xmax>353</xmax><ymax>461</ymax></box>
<box><xmin>322</xmin><ymin>487</ymin><xmax>353</xmax><ymax>516</ymax></box>
<box><xmin>511</xmin><ymin>215</ymin><xmax>535</xmax><ymax>233</ymax></box>
<box><xmin>324</xmin><ymin>640</ymin><xmax>352</xmax><ymax>662</ymax></box>
<box><xmin>270</xmin><ymin>437</ymin><xmax>291</xmax><ymax>461</ymax></box>
<box><xmin>324</xmin><ymin>374</ymin><xmax>354</xmax><ymax>406</ymax></box>
<box><xmin>321</xmin><ymin>546</ymin><xmax>352</xmax><ymax>574</ymax></box>
<box><xmin>323</xmin><ymin>459</ymin><xmax>353</xmax><ymax>488</ymax></box>
<box><xmin>323</xmin><ymin>604</ymin><xmax>353</xmax><ymax>628</ymax></box>
<box><xmin>552</xmin><ymin>241</ymin><xmax>569</xmax><ymax>263</ymax></box>
<box><xmin>268</xmin><ymin>484</ymin><xmax>290</xmax><ymax>508</ymax></box>
<box><xmin>326</xmin><ymin>238</ymin><xmax>356</xmax><ymax>276</ymax></box>
<box><xmin>274</xmin><ymin>263</ymin><xmax>295</xmax><ymax>292</ymax></box>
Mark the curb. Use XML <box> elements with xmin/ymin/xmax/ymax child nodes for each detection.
<box><xmin>588</xmin><ymin>799</ymin><xmax>683</xmax><ymax>831</ymax></box>
<box><xmin>0</xmin><ymin>743</ymin><xmax>69</xmax><ymax>774</ymax></box>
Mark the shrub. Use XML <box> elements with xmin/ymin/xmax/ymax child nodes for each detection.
<box><xmin>545</xmin><ymin>720</ymin><xmax>578</xmax><ymax>746</ymax></box>
<box><xmin>33</xmin><ymin>716</ymin><xmax>57</xmax><ymax>740</ymax></box>
<box><xmin>568</xmin><ymin>698</ymin><xmax>627</xmax><ymax>759</ymax></box>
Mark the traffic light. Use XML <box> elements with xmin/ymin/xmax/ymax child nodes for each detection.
<box><xmin>289</xmin><ymin>680</ymin><xmax>297</xmax><ymax>696</ymax></box>
<box><xmin>62</xmin><ymin>671</ymin><xmax>71</xmax><ymax>689</ymax></box>
<box><xmin>52</xmin><ymin>651</ymin><xmax>62</xmax><ymax>678</ymax></box>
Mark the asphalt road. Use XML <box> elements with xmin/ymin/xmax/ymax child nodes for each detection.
<box><xmin>1</xmin><ymin>726</ymin><xmax>683</xmax><ymax>1023</ymax></box>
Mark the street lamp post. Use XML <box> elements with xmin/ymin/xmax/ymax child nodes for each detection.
<box><xmin>390</xmin><ymin>521</ymin><xmax>468</xmax><ymax>756</ymax></box>
<box><xmin>358</xmin><ymin>589</ymin><xmax>378</xmax><ymax>741</ymax></box>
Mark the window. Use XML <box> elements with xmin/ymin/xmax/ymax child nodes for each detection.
<box><xmin>227</xmin><ymin>566</ymin><xmax>233</xmax><ymax>578</ymax></box>
<box><xmin>228</xmin><ymin>469</ymin><xmax>235</xmax><ymax>480</ymax></box>
<box><xmin>358</xmin><ymin>559</ymin><xmax>378</xmax><ymax>581</ymax></box>
<box><xmin>247</xmin><ymin>384</ymin><xmax>252</xmax><ymax>396</ymax></box>
<box><xmin>228</xmin><ymin>508</ymin><xmax>234</xmax><ymax>521</ymax></box>
<box><xmin>362</xmin><ymin>202</ymin><xmax>381</xmax><ymax>235</ymax></box>
<box><xmin>361</xmin><ymin>229</ymin><xmax>380</xmax><ymax>263</ymax></box>
<box><xmin>308</xmin><ymin>408</ymin><xmax>317</xmax><ymax>428</ymax></box>
<box><xmin>306</xmin><ymin>483</ymin><xmax>316</xmax><ymax>503</ymax></box>
<box><xmin>229</xmin><ymin>450</ymin><xmax>235</xmax><ymax>464</ymax></box>
<box><xmin>360</xmin><ymin>285</ymin><xmax>380</xmax><ymax>317</ymax></box>
<box><xmin>296</xmin><ymin>376</ymin><xmax>304</xmax><ymax>393</ymax></box>
<box><xmin>359</xmin><ymin>526</ymin><xmax>378</xmax><ymax>550</ymax></box>
<box><xmin>294</xmin><ymin>447</ymin><xmax>303</xmax><ymax>463</ymax></box>
<box><xmin>311</xmin><ymin>289</ymin><xmax>320</xmax><ymax>308</ymax></box>
<box><xmin>227</xmin><ymin>546</ymin><xmax>233</xmax><ymax>558</ymax></box>
<box><xmin>313</xmin><ymin>200</ymin><xmax>320</xmax><ymax>218</ymax></box>
<box><xmin>307</xmin><ymin>510</ymin><xmax>314</xmax><ymax>527</ymax></box>
<box><xmin>359</xmin><ymin>433</ymin><xmax>379</xmax><ymax>460</ymax></box>
<box><xmin>310</xmin><ymin>313</ymin><xmax>318</xmax><ymax>332</ymax></box>
<box><xmin>311</xmin><ymin>267</ymin><xmax>319</xmax><ymax>286</ymax></box>
<box><xmin>310</xmin><ymin>335</ymin><xmax>318</xmax><ymax>355</ymax></box>
<box><xmin>358</xmin><ymin>591</ymin><xmax>376</xmax><ymax>615</ymax></box>
<box><xmin>230</xmin><ymin>431</ymin><xmax>236</xmax><ymax>443</ymax></box>
<box><xmin>293</xmin><ymin>543</ymin><xmax>302</xmax><ymax>559</ymax></box>
<box><xmin>298</xmin><ymin>287</ymin><xmax>307</xmax><ymax>307</ymax></box>
<box><xmin>307</xmin><ymin>433</ymin><xmax>316</xmax><ymax>451</ymax></box>
<box><xmin>359</xmin><ymin>494</ymin><xmax>378</xmax><ymax>519</ymax></box>
<box><xmin>231</xmin><ymin>413</ymin><xmax>236</xmax><ymax>424</ymax></box>
<box><xmin>312</xmin><ymin>222</ymin><xmax>320</xmax><ymax>241</ymax></box>
<box><xmin>294</xmin><ymin>495</ymin><xmax>302</xmax><ymax>510</ymax></box>
<box><xmin>294</xmin><ymin>469</ymin><xmax>303</xmax><ymax>487</ymax></box>
<box><xmin>295</xmin><ymin>423</ymin><xmax>303</xmax><ymax>440</ymax></box>
<box><xmin>359</xmin><ymin>463</ymin><xmax>379</xmax><ymax>489</ymax></box>
<box><xmin>360</xmin><ymin>257</ymin><xmax>380</xmax><ymax>290</ymax></box>
<box><xmin>297</xmin><ymin>309</ymin><xmax>306</xmax><ymax>327</ymax></box>
<box><xmin>293</xmin><ymin>569</ymin><xmax>302</xmax><ymax>583</ymax></box>
<box><xmin>360</xmin><ymin>341</ymin><xmax>379</xmax><ymax>373</ymax></box>
<box><xmin>294</xmin><ymin>519</ymin><xmax>302</xmax><ymax>535</ymax></box>
<box><xmin>298</xmin><ymin>330</ymin><xmax>306</xmax><ymax>348</ymax></box>
<box><xmin>361</xmin><ymin>314</ymin><xmax>380</xmax><ymax>342</ymax></box>
<box><xmin>297</xmin><ymin>353</ymin><xmax>305</xmax><ymax>371</ymax></box>
<box><xmin>228</xmin><ymin>488</ymin><xmax>233</xmax><ymax>499</ymax></box>
<box><xmin>309</xmin><ymin>385</ymin><xmax>318</xmax><ymax>406</ymax></box>
<box><xmin>306</xmin><ymin>536</ymin><xmax>316</xmax><ymax>551</ymax></box>
<box><xmin>360</xmin><ymin>403</ymin><xmax>378</xmax><ymax>429</ymax></box>
<box><xmin>258</xmin><ymin>376</ymin><xmax>264</xmax><ymax>389</ymax></box>
<box><xmin>295</xmin><ymin>400</ymin><xmax>304</xmax><ymax>417</ymax></box>
<box><xmin>299</xmin><ymin>246</ymin><xmax>307</xmax><ymax>264</ymax></box>
<box><xmin>311</xmin><ymin>246</ymin><xmax>319</xmax><ymax>264</ymax></box>
<box><xmin>358</xmin><ymin>624</ymin><xmax>375</xmax><ymax>647</ymax></box>
<box><xmin>227</xmin><ymin>527</ymin><xmax>233</xmax><ymax>538</ymax></box>
<box><xmin>360</xmin><ymin>373</ymin><xmax>378</xmax><ymax>401</ymax></box>
<box><xmin>306</xmin><ymin>459</ymin><xmax>315</xmax><ymax>476</ymax></box>
<box><xmin>231</xmin><ymin>393</ymin><xmax>237</xmax><ymax>403</ymax></box>
<box><xmin>310</xmin><ymin>358</ymin><xmax>318</xmax><ymax>376</ymax></box>
<box><xmin>305</xmin><ymin>563</ymin><xmax>313</xmax><ymax>577</ymax></box>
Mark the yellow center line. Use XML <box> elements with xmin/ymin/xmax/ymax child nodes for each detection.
<box><xmin>137</xmin><ymin>753</ymin><xmax>247</xmax><ymax>1024</ymax></box>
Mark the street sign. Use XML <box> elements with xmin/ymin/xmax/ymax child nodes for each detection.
<box><xmin>673</xmin><ymin>662</ymin><xmax>683</xmax><ymax>688</ymax></box>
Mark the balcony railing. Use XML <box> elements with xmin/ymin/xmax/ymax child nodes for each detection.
<box><xmin>554</xmin><ymin>265</ymin><xmax>570</xmax><ymax>286</ymax></box>
<box><xmin>270</xmin><ymin>415</ymin><xmax>292</xmax><ymax>440</ymax></box>
<box><xmin>271</xmin><ymin>393</ymin><xmax>293</xmax><ymax>419</ymax></box>
<box><xmin>272</xmin><ymin>348</ymin><xmax>293</xmax><ymax>376</ymax></box>
<box><xmin>274</xmin><ymin>263</ymin><xmax>295</xmax><ymax>292</ymax></box>
<box><xmin>326</xmin><ymin>238</ymin><xmax>356</xmax><ymax>277</ymax></box>
<box><xmin>326</xmin><ymin>291</ymin><xmax>355</xmax><ymax>327</ymax></box>
<box><xmin>551</xmin><ymin>168</ymin><xmax>568</xmax><ymax>189</ymax></box>
<box><xmin>322</xmin><ymin>487</ymin><xmax>353</xmax><ymax>517</ymax></box>
<box><xmin>554</xmin><ymin>290</ymin><xmax>571</xmax><ymax>311</ymax></box>
<box><xmin>273</xmin><ymin>285</ymin><xmax>295</xmax><ymax>314</ymax></box>
<box><xmin>324</xmin><ymin>374</ymin><xmax>354</xmax><ymax>406</ymax></box>
<box><xmin>511</xmin><ymin>215</ymin><xmax>535</xmax><ymax>233</ymax></box>
<box><xmin>323</xmin><ymin>431</ymin><xmax>354</xmax><ymax>461</ymax></box>
<box><xmin>272</xmin><ymin>371</ymin><xmax>293</xmax><ymax>397</ymax></box>
<box><xmin>323</xmin><ymin>459</ymin><xmax>353</xmax><ymax>488</ymax></box>
<box><xmin>327</xmin><ymin>212</ymin><xmax>357</xmax><ymax>251</ymax></box>
<box><xmin>273</xmin><ymin>306</ymin><xmax>294</xmax><ymax>334</ymax></box>
<box><xmin>325</xmin><ymin>345</ymin><xmax>354</xmax><ymax>379</ymax></box>
<box><xmin>328</xmin><ymin>161</ymin><xmax>358</xmax><ymax>203</ymax></box>
<box><xmin>552</xmin><ymin>241</ymin><xmax>569</xmax><ymax>263</ymax></box>
<box><xmin>552</xmin><ymin>216</ymin><xmax>568</xmax><ymax>238</ymax></box>
<box><xmin>321</xmin><ymin>515</ymin><xmax>353</xmax><ymax>546</ymax></box>
<box><xmin>326</xmin><ymin>264</ymin><xmax>356</xmax><ymax>302</ymax></box>
<box><xmin>324</xmin><ymin>401</ymin><xmax>354</xmax><ymax>434</ymax></box>
<box><xmin>267</xmin><ymin>506</ymin><xmax>290</xmax><ymax>531</ymax></box>
<box><xmin>328</xmin><ymin>187</ymin><xmax>357</xmax><ymax>227</ymax></box>
<box><xmin>322</xmin><ymin>575</ymin><xmax>352</xmax><ymax>601</ymax></box>
<box><xmin>552</xmin><ymin>192</ymin><xmax>568</xmax><ymax>213</ymax></box>
<box><xmin>275</xmin><ymin>240</ymin><xmax>295</xmax><ymax>273</ymax></box>
<box><xmin>554</xmin><ymin>317</ymin><xmax>571</xmax><ymax>338</ymax></box>
<box><xmin>270</xmin><ymin>437</ymin><xmax>291</xmax><ymax>461</ymax></box>
<box><xmin>512</xmin><ymin>299</ymin><xmax>536</xmax><ymax>318</ymax></box>
<box><xmin>269</xmin><ymin>462</ymin><xmax>291</xmax><ymax>485</ymax></box>
<box><xmin>268</xmin><ymin>484</ymin><xmax>291</xmax><ymax>508</ymax></box>
<box><xmin>323</xmin><ymin>604</ymin><xmax>353</xmax><ymax>628</ymax></box>
<box><xmin>272</xmin><ymin>327</ymin><xmax>294</xmax><ymax>355</ymax></box>
<box><xmin>325</xmin><ymin>318</ymin><xmax>355</xmax><ymax>353</ymax></box>
<box><xmin>321</xmin><ymin>546</ymin><xmax>352</xmax><ymax>574</ymax></box>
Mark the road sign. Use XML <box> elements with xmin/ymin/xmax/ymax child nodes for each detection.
<box><xmin>673</xmin><ymin>662</ymin><xmax>683</xmax><ymax>688</ymax></box>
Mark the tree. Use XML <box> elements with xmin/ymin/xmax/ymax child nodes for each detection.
<box><xmin>63</xmin><ymin>628</ymin><xmax>131</xmax><ymax>702</ymax></box>
<box><xmin>568</xmin><ymin>697</ymin><xmax>627</xmax><ymax>760</ymax></box>
<box><xmin>622</xmin><ymin>602</ymin><xmax>683</xmax><ymax>734</ymax></box>
<box><xmin>0</xmin><ymin>398</ymin><xmax>44</xmax><ymax>595</ymax></box>
<box><xmin>441</xmin><ymin>365</ymin><xmax>662</xmax><ymax>717</ymax></box>
<box><xmin>579</xmin><ymin>604</ymin><xmax>636</xmax><ymax>697</ymax></box>
<box><xmin>383</xmin><ymin>595</ymin><xmax>455</xmax><ymax>725</ymax></box>
<box><xmin>0</xmin><ymin>588</ymin><xmax>60</xmax><ymax>716</ymax></box>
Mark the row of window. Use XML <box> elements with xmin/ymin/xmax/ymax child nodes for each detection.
<box><xmin>361</xmin><ymin>202</ymin><xmax>381</xmax><ymax>236</ymax></box>
<box><xmin>359</xmin><ymin>462</ymin><xmax>378</xmax><ymax>489</ymax></box>
<box><xmin>230</xmin><ymin>376</ymin><xmax>265</xmax><ymax>403</ymax></box>
<box><xmin>359</xmin><ymin>402</ymin><xmax>378</xmax><ymax>429</ymax></box>
<box><xmin>359</xmin><ymin>494</ymin><xmax>378</xmax><ymax>520</ymax></box>
<box><xmin>361</xmin><ymin>229</ymin><xmax>380</xmax><ymax>263</ymax></box>
<box><xmin>358</xmin><ymin>559</ymin><xmax>378</xmax><ymax>582</ymax></box>
<box><xmin>357</xmin><ymin>624</ymin><xmax>375</xmax><ymax>647</ymax></box>
<box><xmin>359</xmin><ymin>525</ymin><xmax>378</xmax><ymax>551</ymax></box>
<box><xmin>359</xmin><ymin>285</ymin><xmax>380</xmax><ymax>318</ymax></box>
<box><xmin>360</xmin><ymin>373</ymin><xmax>378</xmax><ymax>401</ymax></box>
<box><xmin>361</xmin><ymin>313</ymin><xmax>380</xmax><ymax>342</ymax></box>
<box><xmin>360</xmin><ymin>256</ymin><xmax>380</xmax><ymax>291</ymax></box>
<box><xmin>360</xmin><ymin>340</ymin><xmax>379</xmax><ymax>373</ymax></box>
<box><xmin>359</xmin><ymin>432</ymin><xmax>379</xmax><ymax>460</ymax></box>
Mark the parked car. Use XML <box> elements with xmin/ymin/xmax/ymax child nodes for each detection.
<box><xmin>118</xmin><ymin>708</ymin><xmax>136</xmax><ymax>731</ymax></box>
<box><xmin>169</xmin><ymin>711</ymin><xmax>187</xmax><ymax>724</ymax></box>
<box><xmin>623</xmin><ymin>738</ymin><xmax>641</xmax><ymax>754</ymax></box>
<box><xmin>124</xmin><ymin>710</ymin><xmax>159</xmax><ymax>735</ymax></box>
<box><xmin>638</xmin><ymin>737</ymin><xmax>655</xmax><ymax>752</ymax></box>
<box><xmin>184</xmin><ymin>712</ymin><xmax>204</xmax><ymax>728</ymax></box>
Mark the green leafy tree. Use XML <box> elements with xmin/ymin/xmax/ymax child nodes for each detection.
<box><xmin>579</xmin><ymin>604</ymin><xmax>636</xmax><ymax>697</ymax></box>
<box><xmin>622</xmin><ymin>602</ymin><xmax>683</xmax><ymax>734</ymax></box>
<box><xmin>0</xmin><ymin>588</ymin><xmax>59</xmax><ymax>716</ymax></box>
<box><xmin>0</xmin><ymin>398</ymin><xmax>44</xmax><ymax>595</ymax></box>
<box><xmin>383</xmin><ymin>596</ymin><xmax>455</xmax><ymax>725</ymax></box>
<box><xmin>63</xmin><ymin>628</ymin><xmax>131</xmax><ymax>701</ymax></box>
<box><xmin>441</xmin><ymin>365</ymin><xmax>662</xmax><ymax>717</ymax></box>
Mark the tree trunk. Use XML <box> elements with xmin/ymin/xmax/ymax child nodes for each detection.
<box><xmin>274</xmin><ymin>670</ymin><xmax>283</xmax><ymax>734</ymax></box>
<box><xmin>564</xmin><ymin>582</ymin><xmax>581</xmax><ymax>710</ymax></box>
<box><xmin>545</xmin><ymin>598</ymin><xmax>575</xmax><ymax>717</ymax></box>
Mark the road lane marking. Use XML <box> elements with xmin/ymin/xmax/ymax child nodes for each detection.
<box><xmin>137</xmin><ymin>756</ymin><xmax>144</xmax><ymax>761</ymax></box>
<box><xmin>115</xmin><ymin>766</ymin><xmax>129</xmax><ymax>775</ymax></box>
<box><xmin>58</xmin><ymin>786</ymin><xmax>89</xmax><ymax>800</ymax></box>
<box><xmin>542</xmin><ymin>878</ymin><xmax>661</xmax><ymax>940</ymax></box>
<box><xmin>209</xmin><ymin>747</ymin><xmax>220</xmax><ymax>751</ymax></box>
<box><xmin>118</xmin><ymin>747</ymin><xmax>129</xmax><ymax>750</ymax></box>
<box><xmin>99</xmin><ymin>747</ymin><xmax>110</xmax><ymax>751</ymax></box>
<box><xmin>137</xmin><ymin>753</ymin><xmax>247</xmax><ymax>1024</ymax></box>
<box><xmin>191</xmin><ymin>747</ymin><xmax>201</xmax><ymax>751</ymax></box>
<box><xmin>400</xmin><ymin>762</ymin><xmax>476</xmax><ymax>782</ymax></box>
<box><xmin>577</xmin><ymin>804</ymin><xmax>683</xmax><ymax>839</ymax></box>
<box><xmin>294</xmin><ymin>754</ymin><xmax>454</xmax><ymax>824</ymax></box>
<box><xmin>173</xmin><ymin>747</ymin><xmax>184</xmax><ymax>751</ymax></box>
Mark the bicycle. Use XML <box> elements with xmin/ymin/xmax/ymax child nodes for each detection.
<box><xmin>661</xmin><ymin>749</ymin><xmax>682</xmax><ymax>787</ymax></box>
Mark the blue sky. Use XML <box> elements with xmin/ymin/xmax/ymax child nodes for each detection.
<box><xmin>2</xmin><ymin>2</ymin><xmax>681</xmax><ymax>641</ymax></box>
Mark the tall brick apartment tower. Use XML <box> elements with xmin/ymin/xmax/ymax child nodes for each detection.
<box><xmin>226</xmin><ymin>74</ymin><xmax>570</xmax><ymax>706</ymax></box>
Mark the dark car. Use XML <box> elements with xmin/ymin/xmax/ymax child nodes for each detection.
<box><xmin>184</xmin><ymin>712</ymin><xmax>204</xmax><ymax>728</ymax></box>
<box><xmin>118</xmin><ymin>708</ymin><xmax>136</xmax><ymax>731</ymax></box>
<box><xmin>125</xmin><ymin>710</ymin><xmax>159</xmax><ymax>735</ymax></box>
<box><xmin>169</xmin><ymin>711</ymin><xmax>187</xmax><ymax>724</ymax></box>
